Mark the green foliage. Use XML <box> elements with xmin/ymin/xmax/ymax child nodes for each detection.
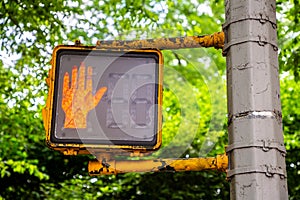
<box><xmin>277</xmin><ymin>0</ymin><xmax>300</xmax><ymax>80</ymax></box>
<box><xmin>280</xmin><ymin>74</ymin><xmax>300</xmax><ymax>199</ymax></box>
<box><xmin>0</xmin><ymin>0</ymin><xmax>298</xmax><ymax>199</ymax></box>
<box><xmin>0</xmin><ymin>0</ymin><xmax>228</xmax><ymax>198</ymax></box>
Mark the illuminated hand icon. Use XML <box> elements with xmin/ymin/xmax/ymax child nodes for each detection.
<box><xmin>62</xmin><ymin>63</ymin><xmax>107</xmax><ymax>128</ymax></box>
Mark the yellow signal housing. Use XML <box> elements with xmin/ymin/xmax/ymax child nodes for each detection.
<box><xmin>43</xmin><ymin>45</ymin><xmax>163</xmax><ymax>155</ymax></box>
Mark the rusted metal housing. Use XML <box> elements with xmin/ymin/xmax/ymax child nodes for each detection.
<box><xmin>43</xmin><ymin>32</ymin><xmax>224</xmax><ymax>155</ymax></box>
<box><xmin>42</xmin><ymin>32</ymin><xmax>228</xmax><ymax>175</ymax></box>
<box><xmin>42</xmin><ymin>46</ymin><xmax>163</xmax><ymax>155</ymax></box>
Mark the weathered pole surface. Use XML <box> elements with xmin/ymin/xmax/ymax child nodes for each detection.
<box><xmin>224</xmin><ymin>0</ymin><xmax>288</xmax><ymax>199</ymax></box>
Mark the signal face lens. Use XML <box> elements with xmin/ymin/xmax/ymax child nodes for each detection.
<box><xmin>45</xmin><ymin>47</ymin><xmax>163</xmax><ymax>153</ymax></box>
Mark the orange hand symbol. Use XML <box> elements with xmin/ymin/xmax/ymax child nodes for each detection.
<box><xmin>62</xmin><ymin>62</ymin><xmax>107</xmax><ymax>128</ymax></box>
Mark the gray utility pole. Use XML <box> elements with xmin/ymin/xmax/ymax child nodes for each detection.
<box><xmin>223</xmin><ymin>0</ymin><xmax>288</xmax><ymax>199</ymax></box>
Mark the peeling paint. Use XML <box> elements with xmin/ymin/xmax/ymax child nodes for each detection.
<box><xmin>256</xmin><ymin>83</ymin><xmax>270</xmax><ymax>95</ymax></box>
<box><xmin>95</xmin><ymin>32</ymin><xmax>224</xmax><ymax>50</ymax></box>
<box><xmin>228</xmin><ymin>110</ymin><xmax>282</xmax><ymax>126</ymax></box>
<box><xmin>88</xmin><ymin>154</ymin><xmax>228</xmax><ymax>175</ymax></box>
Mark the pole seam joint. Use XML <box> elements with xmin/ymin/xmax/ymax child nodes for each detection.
<box><xmin>223</xmin><ymin>17</ymin><xmax>277</xmax><ymax>30</ymax></box>
<box><xmin>222</xmin><ymin>35</ymin><xmax>278</xmax><ymax>56</ymax></box>
<box><xmin>227</xmin><ymin>164</ymin><xmax>287</xmax><ymax>179</ymax></box>
<box><xmin>226</xmin><ymin>140</ymin><xmax>286</xmax><ymax>155</ymax></box>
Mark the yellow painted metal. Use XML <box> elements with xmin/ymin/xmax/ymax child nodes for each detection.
<box><xmin>42</xmin><ymin>31</ymin><xmax>224</xmax><ymax>155</ymax></box>
<box><xmin>96</xmin><ymin>31</ymin><xmax>224</xmax><ymax>50</ymax></box>
<box><xmin>42</xmin><ymin>45</ymin><xmax>163</xmax><ymax>155</ymax></box>
<box><xmin>88</xmin><ymin>154</ymin><xmax>228</xmax><ymax>175</ymax></box>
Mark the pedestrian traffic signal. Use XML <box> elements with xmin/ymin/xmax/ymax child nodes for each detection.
<box><xmin>43</xmin><ymin>45</ymin><xmax>163</xmax><ymax>155</ymax></box>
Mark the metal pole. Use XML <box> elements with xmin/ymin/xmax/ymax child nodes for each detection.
<box><xmin>95</xmin><ymin>32</ymin><xmax>224</xmax><ymax>50</ymax></box>
<box><xmin>224</xmin><ymin>0</ymin><xmax>288</xmax><ymax>199</ymax></box>
<box><xmin>88</xmin><ymin>154</ymin><xmax>228</xmax><ymax>175</ymax></box>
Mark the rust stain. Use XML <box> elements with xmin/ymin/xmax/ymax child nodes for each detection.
<box><xmin>88</xmin><ymin>154</ymin><xmax>228</xmax><ymax>175</ymax></box>
<box><xmin>96</xmin><ymin>31</ymin><xmax>224</xmax><ymax>50</ymax></box>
